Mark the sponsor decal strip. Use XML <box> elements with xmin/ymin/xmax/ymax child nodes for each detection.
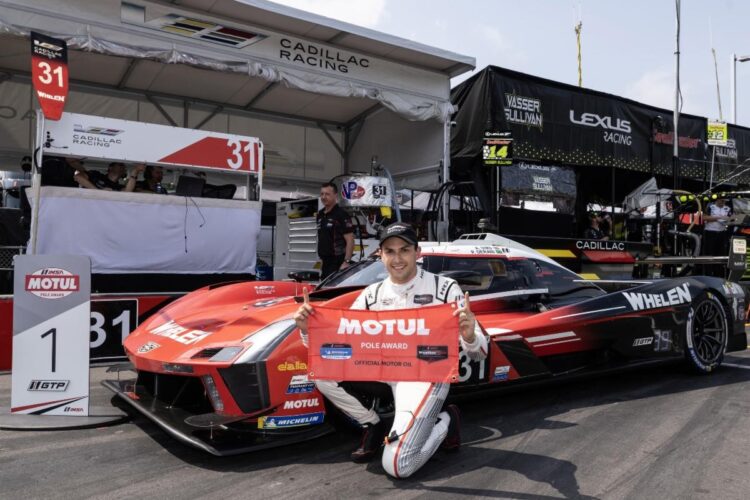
<box><xmin>552</xmin><ymin>306</ymin><xmax>626</xmax><ymax>320</ymax></box>
<box><xmin>471</xmin><ymin>289</ymin><xmax>550</xmax><ymax>302</ymax></box>
<box><xmin>485</xmin><ymin>328</ymin><xmax>514</xmax><ymax>335</ymax></box>
<box><xmin>11</xmin><ymin>395</ymin><xmax>84</xmax><ymax>413</ymax></box>
<box><xmin>526</xmin><ymin>331</ymin><xmax>577</xmax><ymax>343</ymax></box>
<box><xmin>534</xmin><ymin>338</ymin><xmax>582</xmax><ymax>348</ymax></box>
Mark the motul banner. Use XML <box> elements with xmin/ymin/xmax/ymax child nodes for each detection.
<box><xmin>43</xmin><ymin>112</ymin><xmax>263</xmax><ymax>174</ymax></box>
<box><xmin>30</xmin><ymin>31</ymin><xmax>69</xmax><ymax>120</ymax></box>
<box><xmin>307</xmin><ymin>304</ymin><xmax>460</xmax><ymax>383</ymax></box>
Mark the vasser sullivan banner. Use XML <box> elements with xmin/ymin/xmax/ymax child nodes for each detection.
<box><xmin>30</xmin><ymin>31</ymin><xmax>69</xmax><ymax>121</ymax></box>
<box><xmin>307</xmin><ymin>304</ymin><xmax>460</xmax><ymax>383</ymax></box>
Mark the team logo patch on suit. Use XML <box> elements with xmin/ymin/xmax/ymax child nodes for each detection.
<box><xmin>413</xmin><ymin>294</ymin><xmax>433</xmax><ymax>304</ymax></box>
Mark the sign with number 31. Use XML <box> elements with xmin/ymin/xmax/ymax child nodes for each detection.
<box><xmin>30</xmin><ymin>31</ymin><xmax>69</xmax><ymax>120</ymax></box>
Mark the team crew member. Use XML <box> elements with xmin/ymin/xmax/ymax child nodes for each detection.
<box><xmin>702</xmin><ymin>197</ymin><xmax>731</xmax><ymax>256</ymax></box>
<box><xmin>295</xmin><ymin>223</ymin><xmax>487</xmax><ymax>478</ymax></box>
<box><xmin>317</xmin><ymin>182</ymin><xmax>354</xmax><ymax>279</ymax></box>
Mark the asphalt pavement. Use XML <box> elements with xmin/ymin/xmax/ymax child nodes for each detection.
<box><xmin>2</xmin><ymin>349</ymin><xmax>750</xmax><ymax>499</ymax></box>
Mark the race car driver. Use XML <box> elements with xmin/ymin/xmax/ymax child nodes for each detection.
<box><xmin>294</xmin><ymin>222</ymin><xmax>487</xmax><ymax>478</ymax></box>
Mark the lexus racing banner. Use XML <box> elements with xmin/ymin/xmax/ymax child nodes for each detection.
<box><xmin>30</xmin><ymin>31</ymin><xmax>69</xmax><ymax>121</ymax></box>
<box><xmin>451</xmin><ymin>66</ymin><xmax>707</xmax><ymax>175</ymax></box>
<box><xmin>307</xmin><ymin>304</ymin><xmax>460</xmax><ymax>383</ymax></box>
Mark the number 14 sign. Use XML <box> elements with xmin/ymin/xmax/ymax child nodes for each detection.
<box><xmin>11</xmin><ymin>255</ymin><xmax>91</xmax><ymax>415</ymax></box>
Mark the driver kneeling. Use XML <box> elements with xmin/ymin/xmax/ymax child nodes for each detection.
<box><xmin>295</xmin><ymin>223</ymin><xmax>487</xmax><ymax>478</ymax></box>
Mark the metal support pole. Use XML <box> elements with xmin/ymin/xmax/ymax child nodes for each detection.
<box><xmin>672</xmin><ymin>0</ymin><xmax>681</xmax><ymax>190</ymax></box>
<box><xmin>729</xmin><ymin>54</ymin><xmax>737</xmax><ymax>125</ymax></box>
<box><xmin>439</xmin><ymin>118</ymin><xmax>451</xmax><ymax>241</ymax></box>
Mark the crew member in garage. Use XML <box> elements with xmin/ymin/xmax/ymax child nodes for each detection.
<box><xmin>74</xmin><ymin>162</ymin><xmax>144</xmax><ymax>192</ymax></box>
<box><xmin>317</xmin><ymin>182</ymin><xmax>354</xmax><ymax>279</ymax></box>
<box><xmin>294</xmin><ymin>222</ymin><xmax>488</xmax><ymax>478</ymax></box>
<box><xmin>702</xmin><ymin>196</ymin><xmax>733</xmax><ymax>276</ymax></box>
<box><xmin>583</xmin><ymin>212</ymin><xmax>610</xmax><ymax>240</ymax></box>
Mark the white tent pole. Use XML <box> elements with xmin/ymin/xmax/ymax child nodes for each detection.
<box><xmin>29</xmin><ymin>110</ymin><xmax>45</xmax><ymax>255</ymax></box>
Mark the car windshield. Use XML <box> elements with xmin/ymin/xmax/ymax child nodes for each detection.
<box><xmin>422</xmin><ymin>255</ymin><xmax>604</xmax><ymax>299</ymax></box>
<box><xmin>319</xmin><ymin>259</ymin><xmax>389</xmax><ymax>289</ymax></box>
<box><xmin>321</xmin><ymin>254</ymin><xmax>603</xmax><ymax>301</ymax></box>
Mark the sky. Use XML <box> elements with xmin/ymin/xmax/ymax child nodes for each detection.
<box><xmin>272</xmin><ymin>0</ymin><xmax>750</xmax><ymax>127</ymax></box>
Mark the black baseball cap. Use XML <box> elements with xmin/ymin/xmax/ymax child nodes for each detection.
<box><xmin>379</xmin><ymin>222</ymin><xmax>418</xmax><ymax>246</ymax></box>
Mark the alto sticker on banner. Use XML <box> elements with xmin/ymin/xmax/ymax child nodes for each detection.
<box><xmin>307</xmin><ymin>304</ymin><xmax>460</xmax><ymax>383</ymax></box>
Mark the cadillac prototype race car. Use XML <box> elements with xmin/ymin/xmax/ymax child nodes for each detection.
<box><xmin>104</xmin><ymin>234</ymin><xmax>747</xmax><ymax>456</ymax></box>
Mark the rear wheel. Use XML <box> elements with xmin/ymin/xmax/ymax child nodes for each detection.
<box><xmin>684</xmin><ymin>292</ymin><xmax>728</xmax><ymax>373</ymax></box>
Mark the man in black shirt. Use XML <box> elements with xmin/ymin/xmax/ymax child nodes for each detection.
<box><xmin>582</xmin><ymin>213</ymin><xmax>610</xmax><ymax>240</ymax></box>
<box><xmin>74</xmin><ymin>162</ymin><xmax>143</xmax><ymax>192</ymax></box>
<box><xmin>317</xmin><ymin>182</ymin><xmax>354</xmax><ymax>279</ymax></box>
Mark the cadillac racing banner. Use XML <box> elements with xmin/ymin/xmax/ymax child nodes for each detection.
<box><xmin>307</xmin><ymin>304</ymin><xmax>460</xmax><ymax>383</ymax></box>
<box><xmin>44</xmin><ymin>112</ymin><xmax>264</xmax><ymax>173</ymax></box>
<box><xmin>30</xmin><ymin>31</ymin><xmax>69</xmax><ymax>121</ymax></box>
<box><xmin>452</xmin><ymin>66</ymin><xmax>707</xmax><ymax>176</ymax></box>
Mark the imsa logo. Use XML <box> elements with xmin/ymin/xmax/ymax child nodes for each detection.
<box><xmin>28</xmin><ymin>380</ymin><xmax>69</xmax><ymax>391</ymax></box>
<box><xmin>632</xmin><ymin>337</ymin><xmax>654</xmax><ymax>347</ymax></box>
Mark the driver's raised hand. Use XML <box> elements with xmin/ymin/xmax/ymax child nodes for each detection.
<box><xmin>453</xmin><ymin>292</ymin><xmax>476</xmax><ymax>343</ymax></box>
<box><xmin>293</xmin><ymin>287</ymin><xmax>314</xmax><ymax>333</ymax></box>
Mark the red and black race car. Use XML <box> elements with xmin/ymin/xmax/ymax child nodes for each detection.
<box><xmin>104</xmin><ymin>234</ymin><xmax>747</xmax><ymax>455</ymax></box>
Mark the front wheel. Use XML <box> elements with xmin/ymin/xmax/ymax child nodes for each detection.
<box><xmin>684</xmin><ymin>292</ymin><xmax>728</xmax><ymax>373</ymax></box>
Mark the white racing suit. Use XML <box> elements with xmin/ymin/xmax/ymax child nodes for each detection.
<box><xmin>301</xmin><ymin>269</ymin><xmax>487</xmax><ymax>478</ymax></box>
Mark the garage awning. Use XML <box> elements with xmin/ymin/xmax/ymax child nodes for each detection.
<box><xmin>0</xmin><ymin>0</ymin><xmax>474</xmax><ymax>124</ymax></box>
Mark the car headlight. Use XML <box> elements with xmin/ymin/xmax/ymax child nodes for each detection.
<box><xmin>235</xmin><ymin>319</ymin><xmax>297</xmax><ymax>364</ymax></box>
<box><xmin>201</xmin><ymin>375</ymin><xmax>224</xmax><ymax>412</ymax></box>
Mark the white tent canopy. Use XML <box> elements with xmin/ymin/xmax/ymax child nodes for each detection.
<box><xmin>0</xmin><ymin>0</ymin><xmax>474</xmax><ymax>193</ymax></box>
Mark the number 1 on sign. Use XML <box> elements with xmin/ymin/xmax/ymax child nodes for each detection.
<box><xmin>41</xmin><ymin>327</ymin><xmax>57</xmax><ymax>372</ymax></box>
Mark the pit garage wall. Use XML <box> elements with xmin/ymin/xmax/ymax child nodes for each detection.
<box><xmin>0</xmin><ymin>79</ymin><xmax>344</xmax><ymax>187</ymax></box>
<box><xmin>347</xmin><ymin>108</ymin><xmax>446</xmax><ymax>191</ymax></box>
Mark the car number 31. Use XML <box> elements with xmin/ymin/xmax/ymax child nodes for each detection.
<box><xmin>457</xmin><ymin>351</ymin><xmax>487</xmax><ymax>383</ymax></box>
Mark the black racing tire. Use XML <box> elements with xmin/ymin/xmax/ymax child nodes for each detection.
<box><xmin>684</xmin><ymin>292</ymin><xmax>729</xmax><ymax>373</ymax></box>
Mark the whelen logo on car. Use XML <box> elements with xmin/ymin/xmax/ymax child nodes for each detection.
<box><xmin>623</xmin><ymin>283</ymin><xmax>691</xmax><ymax>311</ymax></box>
<box><xmin>25</xmin><ymin>268</ymin><xmax>80</xmax><ymax>299</ymax></box>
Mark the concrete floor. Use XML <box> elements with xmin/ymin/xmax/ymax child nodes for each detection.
<box><xmin>2</xmin><ymin>350</ymin><xmax>750</xmax><ymax>499</ymax></box>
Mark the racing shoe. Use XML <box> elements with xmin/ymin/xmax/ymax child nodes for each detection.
<box><xmin>350</xmin><ymin>420</ymin><xmax>386</xmax><ymax>463</ymax></box>
<box><xmin>441</xmin><ymin>404</ymin><xmax>461</xmax><ymax>452</ymax></box>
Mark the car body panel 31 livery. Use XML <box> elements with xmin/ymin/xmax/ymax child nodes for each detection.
<box><xmin>104</xmin><ymin>235</ymin><xmax>747</xmax><ymax>455</ymax></box>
